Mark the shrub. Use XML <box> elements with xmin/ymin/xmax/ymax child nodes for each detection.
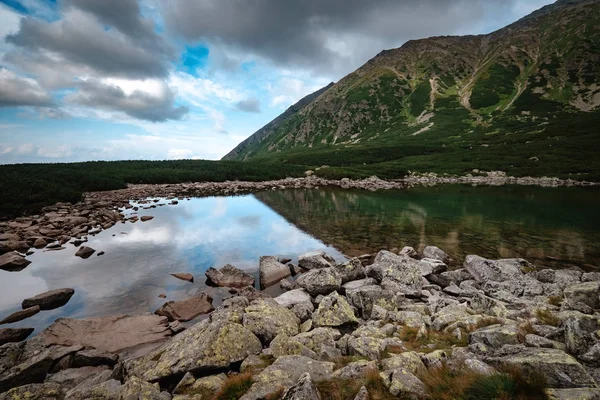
<box><xmin>214</xmin><ymin>373</ymin><xmax>254</xmax><ymax>400</ymax></box>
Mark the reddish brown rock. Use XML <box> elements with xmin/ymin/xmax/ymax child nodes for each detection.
<box><xmin>75</xmin><ymin>246</ymin><xmax>95</xmax><ymax>259</ymax></box>
<box><xmin>140</xmin><ymin>216</ymin><xmax>154</xmax><ymax>222</ymax></box>
<box><xmin>22</xmin><ymin>288</ymin><xmax>75</xmax><ymax>310</ymax></box>
<box><xmin>0</xmin><ymin>327</ymin><xmax>34</xmax><ymax>345</ymax></box>
<box><xmin>0</xmin><ymin>252</ymin><xmax>31</xmax><ymax>272</ymax></box>
<box><xmin>205</xmin><ymin>264</ymin><xmax>255</xmax><ymax>288</ymax></box>
<box><xmin>154</xmin><ymin>293</ymin><xmax>215</xmax><ymax>322</ymax></box>
<box><xmin>0</xmin><ymin>306</ymin><xmax>41</xmax><ymax>325</ymax></box>
<box><xmin>171</xmin><ymin>272</ymin><xmax>194</xmax><ymax>282</ymax></box>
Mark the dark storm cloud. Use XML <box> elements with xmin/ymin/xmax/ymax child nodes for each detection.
<box><xmin>162</xmin><ymin>0</ymin><xmax>527</xmax><ymax>74</ymax></box>
<box><xmin>69</xmin><ymin>80</ymin><xmax>188</xmax><ymax>122</ymax></box>
<box><xmin>235</xmin><ymin>97</ymin><xmax>261</xmax><ymax>113</ymax></box>
<box><xmin>6</xmin><ymin>0</ymin><xmax>175</xmax><ymax>80</ymax></box>
<box><xmin>0</xmin><ymin>67</ymin><xmax>52</xmax><ymax>107</ymax></box>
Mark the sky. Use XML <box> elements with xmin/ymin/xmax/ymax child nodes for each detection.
<box><xmin>0</xmin><ymin>0</ymin><xmax>554</xmax><ymax>164</ymax></box>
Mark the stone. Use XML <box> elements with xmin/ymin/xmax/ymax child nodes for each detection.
<box><xmin>171</xmin><ymin>272</ymin><xmax>194</xmax><ymax>282</ymax></box>
<box><xmin>346</xmin><ymin>285</ymin><xmax>397</xmax><ymax>319</ymax></box>
<box><xmin>240</xmin><ymin>356</ymin><xmax>334</xmax><ymax>400</ymax></box>
<box><xmin>127</xmin><ymin>319</ymin><xmax>262</xmax><ymax>383</ymax></box>
<box><xmin>275</xmin><ymin>289</ymin><xmax>312</xmax><ymax>308</ymax></box>
<box><xmin>269</xmin><ymin>334</ymin><xmax>318</xmax><ymax>359</ymax></box>
<box><xmin>418</xmin><ymin>258</ymin><xmax>447</xmax><ymax>277</ymax></box>
<box><xmin>353</xmin><ymin>386</ymin><xmax>369</xmax><ymax>400</ymax></box>
<box><xmin>39</xmin><ymin>313</ymin><xmax>172</xmax><ymax>353</ymax></box>
<box><xmin>298</xmin><ymin>251</ymin><xmax>335</xmax><ymax>270</ymax></box>
<box><xmin>347</xmin><ymin>336</ymin><xmax>385</xmax><ymax>360</ymax></box>
<box><xmin>140</xmin><ymin>216</ymin><xmax>154</xmax><ymax>222</ymax></box>
<box><xmin>0</xmin><ymin>328</ymin><xmax>34</xmax><ymax>345</ymax></box>
<box><xmin>0</xmin><ymin>252</ymin><xmax>31</xmax><ymax>272</ymax></box>
<box><xmin>334</xmin><ymin>258</ymin><xmax>366</xmax><ymax>284</ymax></box>
<box><xmin>281</xmin><ymin>372</ymin><xmax>322</xmax><ymax>400</ymax></box>
<box><xmin>295</xmin><ymin>328</ymin><xmax>340</xmax><ymax>354</ymax></box>
<box><xmin>313</xmin><ymin>292</ymin><xmax>358</xmax><ymax>327</ymax></box>
<box><xmin>73</xmin><ymin>348</ymin><xmax>119</xmax><ymax>367</ymax></box>
<box><xmin>260</xmin><ymin>256</ymin><xmax>291</xmax><ymax>289</ymax></box>
<box><xmin>464</xmin><ymin>255</ymin><xmax>530</xmax><ymax>283</ymax></box>
<box><xmin>381</xmin><ymin>352</ymin><xmax>427</xmax><ymax>375</ymax></box>
<box><xmin>75</xmin><ymin>246</ymin><xmax>95</xmax><ymax>259</ymax></box>
<box><xmin>174</xmin><ymin>372</ymin><xmax>228</xmax><ymax>396</ymax></box>
<box><xmin>366</xmin><ymin>251</ymin><xmax>422</xmax><ymax>297</ymax></box>
<box><xmin>0</xmin><ymin>306</ymin><xmax>40</xmax><ymax>325</ymax></box>
<box><xmin>380</xmin><ymin>369</ymin><xmax>427</xmax><ymax>397</ymax></box>
<box><xmin>154</xmin><ymin>293</ymin><xmax>215</xmax><ymax>322</ymax></box>
<box><xmin>205</xmin><ymin>264</ymin><xmax>255</xmax><ymax>288</ymax></box>
<box><xmin>22</xmin><ymin>288</ymin><xmax>75</xmax><ymax>310</ymax></box>
<box><xmin>399</xmin><ymin>246</ymin><xmax>418</xmax><ymax>258</ymax></box>
<box><xmin>342</xmin><ymin>278</ymin><xmax>377</xmax><ymax>292</ymax></box>
<box><xmin>242</xmin><ymin>298</ymin><xmax>300</xmax><ymax>344</ymax></box>
<box><xmin>46</xmin><ymin>366</ymin><xmax>110</xmax><ymax>390</ymax></box>
<box><xmin>525</xmin><ymin>334</ymin><xmax>566</xmax><ymax>351</ymax></box>
<box><xmin>331</xmin><ymin>360</ymin><xmax>378</xmax><ymax>379</ymax></box>
<box><xmin>292</xmin><ymin>301</ymin><xmax>315</xmax><ymax>322</ymax></box>
<box><xmin>423</xmin><ymin>246</ymin><xmax>451</xmax><ymax>263</ymax></box>
<box><xmin>0</xmin><ymin>383</ymin><xmax>64</xmax><ymax>399</ymax></box>
<box><xmin>562</xmin><ymin>311</ymin><xmax>600</xmax><ymax>356</ymax></box>
<box><xmin>169</xmin><ymin>320</ymin><xmax>186</xmax><ymax>334</ymax></box>
<box><xmin>463</xmin><ymin>359</ymin><xmax>497</xmax><ymax>376</ymax></box>
<box><xmin>563</xmin><ymin>281</ymin><xmax>600</xmax><ymax>312</ymax></box>
<box><xmin>469</xmin><ymin>324</ymin><xmax>520</xmax><ymax>349</ymax></box>
<box><xmin>491</xmin><ymin>348</ymin><xmax>597</xmax><ymax>388</ymax></box>
<box><xmin>280</xmin><ymin>279</ymin><xmax>295</xmax><ymax>290</ymax></box>
<box><xmin>296</xmin><ymin>268</ymin><xmax>342</xmax><ymax>296</ymax></box>
<box><xmin>240</xmin><ymin>355</ymin><xmax>268</xmax><ymax>373</ymax></box>
<box><xmin>580</xmin><ymin>343</ymin><xmax>600</xmax><ymax>366</ymax></box>
<box><xmin>546</xmin><ymin>388</ymin><xmax>600</xmax><ymax>400</ymax></box>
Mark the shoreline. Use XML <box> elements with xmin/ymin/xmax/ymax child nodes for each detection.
<box><xmin>0</xmin><ymin>174</ymin><xmax>597</xmax><ymax>258</ymax></box>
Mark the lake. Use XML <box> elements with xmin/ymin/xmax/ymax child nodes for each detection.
<box><xmin>1</xmin><ymin>184</ymin><xmax>599</xmax><ymax>334</ymax></box>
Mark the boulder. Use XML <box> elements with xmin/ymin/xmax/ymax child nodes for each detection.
<box><xmin>0</xmin><ymin>327</ymin><xmax>34</xmax><ymax>345</ymax></box>
<box><xmin>464</xmin><ymin>255</ymin><xmax>530</xmax><ymax>283</ymax></box>
<box><xmin>173</xmin><ymin>372</ymin><xmax>227</xmax><ymax>396</ymax></box>
<box><xmin>423</xmin><ymin>246</ymin><xmax>451</xmax><ymax>263</ymax></box>
<box><xmin>127</xmin><ymin>319</ymin><xmax>262</xmax><ymax>383</ymax></box>
<box><xmin>205</xmin><ymin>264</ymin><xmax>255</xmax><ymax>288</ymax></box>
<box><xmin>346</xmin><ymin>285</ymin><xmax>397</xmax><ymax>319</ymax></box>
<box><xmin>259</xmin><ymin>256</ymin><xmax>291</xmax><ymax>289</ymax></box>
<box><xmin>242</xmin><ymin>298</ymin><xmax>299</xmax><ymax>344</ymax></box>
<box><xmin>269</xmin><ymin>334</ymin><xmax>318</xmax><ymax>359</ymax></box>
<box><xmin>281</xmin><ymin>372</ymin><xmax>322</xmax><ymax>400</ymax></box>
<box><xmin>491</xmin><ymin>348</ymin><xmax>597</xmax><ymax>388</ymax></box>
<box><xmin>39</xmin><ymin>313</ymin><xmax>172</xmax><ymax>353</ymax></box>
<box><xmin>546</xmin><ymin>388</ymin><xmax>600</xmax><ymax>400</ymax></box>
<box><xmin>562</xmin><ymin>311</ymin><xmax>600</xmax><ymax>356</ymax></box>
<box><xmin>334</xmin><ymin>258</ymin><xmax>366</xmax><ymax>284</ymax></box>
<box><xmin>0</xmin><ymin>306</ymin><xmax>40</xmax><ymax>325</ymax></box>
<box><xmin>399</xmin><ymin>246</ymin><xmax>418</xmax><ymax>258</ymax></box>
<box><xmin>366</xmin><ymin>251</ymin><xmax>422</xmax><ymax>297</ymax></box>
<box><xmin>469</xmin><ymin>324</ymin><xmax>520</xmax><ymax>349</ymax></box>
<box><xmin>140</xmin><ymin>216</ymin><xmax>154</xmax><ymax>222</ymax></box>
<box><xmin>381</xmin><ymin>352</ymin><xmax>427</xmax><ymax>375</ymax></box>
<box><xmin>298</xmin><ymin>251</ymin><xmax>335</xmax><ymax>270</ymax></box>
<box><xmin>154</xmin><ymin>293</ymin><xmax>215</xmax><ymax>322</ymax></box>
<box><xmin>331</xmin><ymin>360</ymin><xmax>378</xmax><ymax>379</ymax></box>
<box><xmin>170</xmin><ymin>272</ymin><xmax>194</xmax><ymax>282</ymax></box>
<box><xmin>275</xmin><ymin>289</ymin><xmax>312</xmax><ymax>308</ymax></box>
<box><xmin>295</xmin><ymin>328</ymin><xmax>340</xmax><ymax>354</ymax></box>
<box><xmin>380</xmin><ymin>369</ymin><xmax>427</xmax><ymax>397</ymax></box>
<box><xmin>296</xmin><ymin>268</ymin><xmax>342</xmax><ymax>296</ymax></box>
<box><xmin>22</xmin><ymin>288</ymin><xmax>75</xmax><ymax>310</ymax></box>
<box><xmin>0</xmin><ymin>383</ymin><xmax>64</xmax><ymax>399</ymax></box>
<box><xmin>312</xmin><ymin>292</ymin><xmax>358</xmax><ymax>327</ymax></box>
<box><xmin>418</xmin><ymin>258</ymin><xmax>447</xmax><ymax>277</ymax></box>
<box><xmin>46</xmin><ymin>366</ymin><xmax>110</xmax><ymax>390</ymax></box>
<box><xmin>240</xmin><ymin>356</ymin><xmax>334</xmax><ymax>400</ymax></box>
<box><xmin>72</xmin><ymin>348</ymin><xmax>118</xmax><ymax>368</ymax></box>
<box><xmin>563</xmin><ymin>282</ymin><xmax>600</xmax><ymax>312</ymax></box>
<box><xmin>75</xmin><ymin>246</ymin><xmax>95</xmax><ymax>259</ymax></box>
<box><xmin>0</xmin><ymin>252</ymin><xmax>31</xmax><ymax>272</ymax></box>
<box><xmin>353</xmin><ymin>386</ymin><xmax>369</xmax><ymax>400</ymax></box>
<box><xmin>342</xmin><ymin>278</ymin><xmax>377</xmax><ymax>292</ymax></box>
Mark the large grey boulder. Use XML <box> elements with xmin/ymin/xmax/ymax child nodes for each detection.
<box><xmin>546</xmin><ymin>388</ymin><xmax>600</xmax><ymax>400</ymax></box>
<box><xmin>380</xmin><ymin>369</ymin><xmax>427</xmax><ymax>397</ymax></box>
<box><xmin>274</xmin><ymin>289</ymin><xmax>312</xmax><ymax>308</ymax></box>
<box><xmin>22</xmin><ymin>288</ymin><xmax>75</xmax><ymax>310</ymax></box>
<box><xmin>381</xmin><ymin>351</ymin><xmax>427</xmax><ymax>375</ymax></box>
<box><xmin>469</xmin><ymin>324</ymin><xmax>520</xmax><ymax>349</ymax></box>
<box><xmin>281</xmin><ymin>372</ymin><xmax>322</xmax><ymax>400</ymax></box>
<box><xmin>39</xmin><ymin>314</ymin><xmax>172</xmax><ymax>353</ymax></box>
<box><xmin>295</xmin><ymin>328</ymin><xmax>340</xmax><ymax>354</ymax></box>
<box><xmin>346</xmin><ymin>285</ymin><xmax>397</xmax><ymax>319</ymax></box>
<box><xmin>366</xmin><ymin>251</ymin><xmax>422</xmax><ymax>297</ymax></box>
<box><xmin>335</xmin><ymin>258</ymin><xmax>366</xmax><ymax>284</ymax></box>
<box><xmin>242</xmin><ymin>298</ymin><xmax>299</xmax><ymax>344</ymax></box>
<box><xmin>562</xmin><ymin>311</ymin><xmax>600</xmax><ymax>356</ymax></box>
<box><xmin>205</xmin><ymin>264</ymin><xmax>255</xmax><ymax>288</ymax></box>
<box><xmin>331</xmin><ymin>360</ymin><xmax>378</xmax><ymax>380</ymax></box>
<box><xmin>240</xmin><ymin>356</ymin><xmax>334</xmax><ymax>400</ymax></box>
<box><xmin>0</xmin><ymin>383</ymin><xmax>64</xmax><ymax>399</ymax></box>
<box><xmin>423</xmin><ymin>246</ymin><xmax>451</xmax><ymax>263</ymax></box>
<box><xmin>154</xmin><ymin>293</ymin><xmax>214</xmax><ymax>322</ymax></box>
<box><xmin>418</xmin><ymin>258</ymin><xmax>447</xmax><ymax>277</ymax></box>
<box><xmin>269</xmin><ymin>334</ymin><xmax>317</xmax><ymax>359</ymax></box>
<box><xmin>0</xmin><ymin>252</ymin><xmax>31</xmax><ymax>272</ymax></box>
<box><xmin>563</xmin><ymin>282</ymin><xmax>600</xmax><ymax>313</ymax></box>
<box><xmin>312</xmin><ymin>292</ymin><xmax>358</xmax><ymax>327</ymax></box>
<box><xmin>464</xmin><ymin>255</ymin><xmax>530</xmax><ymax>283</ymax></box>
<box><xmin>298</xmin><ymin>251</ymin><xmax>335</xmax><ymax>270</ymax></box>
<box><xmin>127</xmin><ymin>319</ymin><xmax>262</xmax><ymax>382</ymax></box>
<box><xmin>259</xmin><ymin>256</ymin><xmax>291</xmax><ymax>289</ymax></box>
<box><xmin>296</xmin><ymin>268</ymin><xmax>342</xmax><ymax>296</ymax></box>
<box><xmin>490</xmin><ymin>348</ymin><xmax>597</xmax><ymax>388</ymax></box>
<box><xmin>46</xmin><ymin>366</ymin><xmax>110</xmax><ymax>391</ymax></box>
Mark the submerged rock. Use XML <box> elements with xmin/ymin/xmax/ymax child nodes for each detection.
<box><xmin>0</xmin><ymin>306</ymin><xmax>40</xmax><ymax>325</ymax></box>
<box><xmin>0</xmin><ymin>252</ymin><xmax>31</xmax><ymax>272</ymax></box>
<box><xmin>75</xmin><ymin>246</ymin><xmax>95</xmax><ymax>259</ymax></box>
<box><xmin>206</xmin><ymin>264</ymin><xmax>255</xmax><ymax>288</ymax></box>
<box><xmin>298</xmin><ymin>251</ymin><xmax>335</xmax><ymax>270</ymax></box>
<box><xmin>170</xmin><ymin>272</ymin><xmax>194</xmax><ymax>282</ymax></box>
<box><xmin>259</xmin><ymin>256</ymin><xmax>291</xmax><ymax>289</ymax></box>
<box><xmin>22</xmin><ymin>288</ymin><xmax>75</xmax><ymax>310</ymax></box>
<box><xmin>154</xmin><ymin>293</ymin><xmax>214</xmax><ymax>322</ymax></box>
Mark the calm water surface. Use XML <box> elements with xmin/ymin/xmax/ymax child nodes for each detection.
<box><xmin>1</xmin><ymin>184</ymin><xmax>599</xmax><ymax>334</ymax></box>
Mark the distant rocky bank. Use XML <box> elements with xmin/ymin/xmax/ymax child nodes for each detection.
<box><xmin>1</xmin><ymin>245</ymin><xmax>600</xmax><ymax>399</ymax></box>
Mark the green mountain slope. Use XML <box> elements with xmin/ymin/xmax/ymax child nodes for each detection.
<box><xmin>223</xmin><ymin>0</ymin><xmax>600</xmax><ymax>180</ymax></box>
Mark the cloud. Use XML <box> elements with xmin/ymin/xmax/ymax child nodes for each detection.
<box><xmin>235</xmin><ymin>97</ymin><xmax>261</xmax><ymax>113</ymax></box>
<box><xmin>0</xmin><ymin>67</ymin><xmax>52</xmax><ymax>107</ymax></box>
<box><xmin>68</xmin><ymin>79</ymin><xmax>188</xmax><ymax>122</ymax></box>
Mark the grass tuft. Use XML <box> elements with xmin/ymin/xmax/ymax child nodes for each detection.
<box><xmin>536</xmin><ymin>309</ymin><xmax>560</xmax><ymax>327</ymax></box>
<box><xmin>214</xmin><ymin>373</ymin><xmax>254</xmax><ymax>400</ymax></box>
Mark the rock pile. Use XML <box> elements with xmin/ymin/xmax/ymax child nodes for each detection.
<box><xmin>1</xmin><ymin>246</ymin><xmax>599</xmax><ymax>399</ymax></box>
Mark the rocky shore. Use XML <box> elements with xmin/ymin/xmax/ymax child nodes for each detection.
<box><xmin>1</xmin><ymin>245</ymin><xmax>600</xmax><ymax>399</ymax></box>
<box><xmin>0</xmin><ymin>173</ymin><xmax>596</xmax><ymax>262</ymax></box>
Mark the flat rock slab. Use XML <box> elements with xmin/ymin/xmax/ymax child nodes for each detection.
<box><xmin>38</xmin><ymin>313</ymin><xmax>172</xmax><ymax>353</ymax></box>
<box><xmin>22</xmin><ymin>288</ymin><xmax>75</xmax><ymax>310</ymax></box>
<box><xmin>0</xmin><ymin>327</ymin><xmax>34</xmax><ymax>345</ymax></box>
<box><xmin>259</xmin><ymin>256</ymin><xmax>291</xmax><ymax>289</ymax></box>
<box><xmin>205</xmin><ymin>264</ymin><xmax>255</xmax><ymax>288</ymax></box>
<box><xmin>154</xmin><ymin>293</ymin><xmax>215</xmax><ymax>322</ymax></box>
<box><xmin>0</xmin><ymin>306</ymin><xmax>41</xmax><ymax>325</ymax></box>
<box><xmin>0</xmin><ymin>252</ymin><xmax>31</xmax><ymax>272</ymax></box>
<box><xmin>140</xmin><ymin>216</ymin><xmax>154</xmax><ymax>222</ymax></box>
<box><xmin>75</xmin><ymin>246</ymin><xmax>95</xmax><ymax>259</ymax></box>
<box><xmin>171</xmin><ymin>272</ymin><xmax>194</xmax><ymax>282</ymax></box>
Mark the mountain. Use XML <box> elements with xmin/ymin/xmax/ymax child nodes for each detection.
<box><xmin>223</xmin><ymin>0</ymin><xmax>600</xmax><ymax>181</ymax></box>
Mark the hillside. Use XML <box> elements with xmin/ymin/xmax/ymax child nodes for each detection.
<box><xmin>223</xmin><ymin>0</ymin><xmax>600</xmax><ymax>180</ymax></box>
